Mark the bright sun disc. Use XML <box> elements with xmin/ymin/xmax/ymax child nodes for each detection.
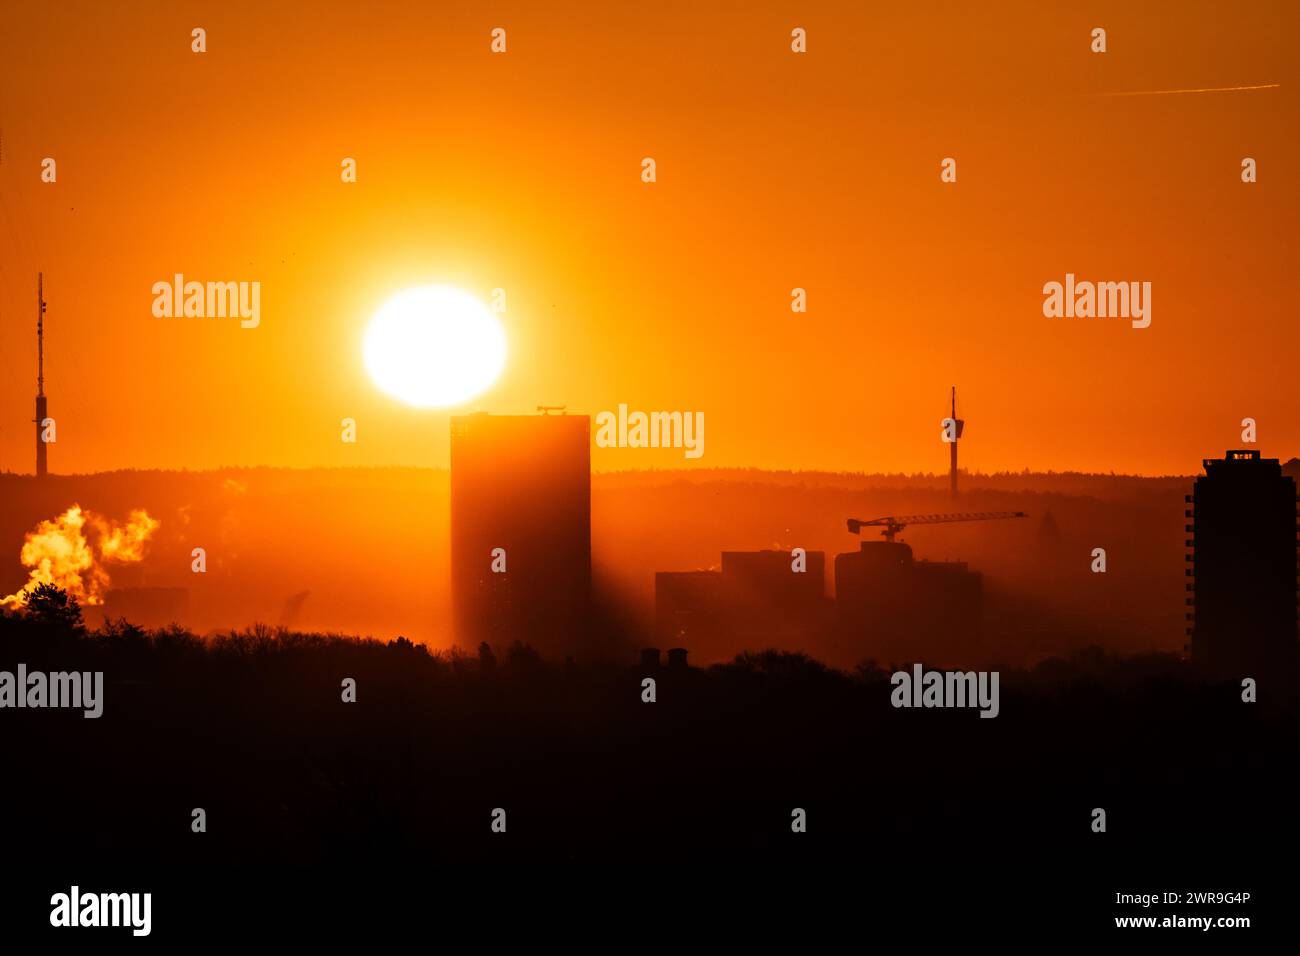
<box><xmin>364</xmin><ymin>286</ymin><xmax>506</xmax><ymax>407</ymax></box>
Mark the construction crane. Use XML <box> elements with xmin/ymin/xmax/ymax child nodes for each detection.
<box><xmin>847</xmin><ymin>511</ymin><xmax>1027</xmax><ymax>544</ymax></box>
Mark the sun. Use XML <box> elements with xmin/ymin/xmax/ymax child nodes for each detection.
<box><xmin>364</xmin><ymin>286</ymin><xmax>507</xmax><ymax>408</ymax></box>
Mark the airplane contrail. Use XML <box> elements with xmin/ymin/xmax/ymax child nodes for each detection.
<box><xmin>1096</xmin><ymin>83</ymin><xmax>1280</xmax><ymax>97</ymax></box>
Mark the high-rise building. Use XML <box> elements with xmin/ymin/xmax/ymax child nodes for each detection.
<box><xmin>835</xmin><ymin>540</ymin><xmax>981</xmax><ymax>665</ymax></box>
<box><xmin>450</xmin><ymin>412</ymin><xmax>591</xmax><ymax>657</ymax></box>
<box><xmin>1186</xmin><ymin>449</ymin><xmax>1298</xmax><ymax>676</ymax></box>
<box><xmin>655</xmin><ymin>549</ymin><xmax>828</xmax><ymax>659</ymax></box>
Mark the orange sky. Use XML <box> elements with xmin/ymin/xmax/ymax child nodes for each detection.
<box><xmin>0</xmin><ymin>1</ymin><xmax>1295</xmax><ymax>476</ymax></box>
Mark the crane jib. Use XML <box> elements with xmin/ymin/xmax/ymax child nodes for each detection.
<box><xmin>846</xmin><ymin>512</ymin><xmax>1028</xmax><ymax>543</ymax></box>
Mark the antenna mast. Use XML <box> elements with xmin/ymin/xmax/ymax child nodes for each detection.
<box><xmin>35</xmin><ymin>274</ymin><xmax>48</xmax><ymax>477</ymax></box>
<box><xmin>38</xmin><ymin>273</ymin><xmax>45</xmax><ymax>396</ymax></box>
<box><xmin>949</xmin><ymin>386</ymin><xmax>958</xmax><ymax>498</ymax></box>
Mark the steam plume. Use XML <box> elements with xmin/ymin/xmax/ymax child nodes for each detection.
<box><xmin>0</xmin><ymin>505</ymin><xmax>160</xmax><ymax>609</ymax></box>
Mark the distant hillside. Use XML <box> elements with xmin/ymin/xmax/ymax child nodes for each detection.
<box><xmin>595</xmin><ymin>466</ymin><xmax>1196</xmax><ymax>499</ymax></box>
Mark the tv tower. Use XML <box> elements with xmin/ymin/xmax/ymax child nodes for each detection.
<box><xmin>35</xmin><ymin>273</ymin><xmax>48</xmax><ymax>478</ymax></box>
<box><xmin>948</xmin><ymin>386</ymin><xmax>964</xmax><ymax>498</ymax></box>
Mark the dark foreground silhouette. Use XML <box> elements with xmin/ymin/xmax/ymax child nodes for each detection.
<box><xmin>2</xmin><ymin>589</ymin><xmax>1296</xmax><ymax>882</ymax></box>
